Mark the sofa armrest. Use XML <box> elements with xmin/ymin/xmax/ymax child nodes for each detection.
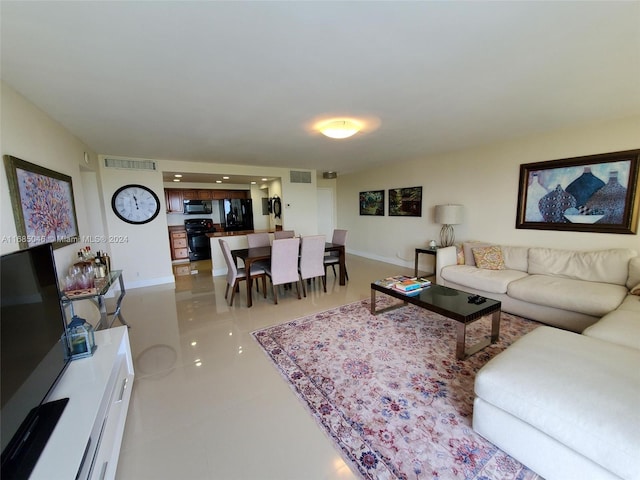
<box><xmin>436</xmin><ymin>246</ymin><xmax>457</xmax><ymax>285</ymax></box>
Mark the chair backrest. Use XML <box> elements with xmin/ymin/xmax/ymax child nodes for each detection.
<box><xmin>274</xmin><ymin>230</ymin><xmax>295</xmax><ymax>239</ymax></box>
<box><xmin>219</xmin><ymin>239</ymin><xmax>240</xmax><ymax>284</ymax></box>
<box><xmin>247</xmin><ymin>232</ymin><xmax>270</xmax><ymax>248</ymax></box>
<box><xmin>270</xmin><ymin>238</ymin><xmax>300</xmax><ymax>285</ymax></box>
<box><xmin>299</xmin><ymin>235</ymin><xmax>326</xmax><ymax>279</ymax></box>
<box><xmin>332</xmin><ymin>229</ymin><xmax>348</xmax><ymax>246</ymax></box>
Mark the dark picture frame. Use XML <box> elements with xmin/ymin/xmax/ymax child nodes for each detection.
<box><xmin>388</xmin><ymin>186</ymin><xmax>422</xmax><ymax>217</ymax></box>
<box><xmin>359</xmin><ymin>190</ymin><xmax>385</xmax><ymax>216</ymax></box>
<box><xmin>516</xmin><ymin>149</ymin><xmax>640</xmax><ymax>234</ymax></box>
<box><xmin>4</xmin><ymin>155</ymin><xmax>79</xmax><ymax>249</ymax></box>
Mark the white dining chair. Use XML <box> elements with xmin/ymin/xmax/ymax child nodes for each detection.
<box><xmin>324</xmin><ymin>229</ymin><xmax>348</xmax><ymax>281</ymax></box>
<box><xmin>274</xmin><ymin>230</ymin><xmax>295</xmax><ymax>239</ymax></box>
<box><xmin>246</xmin><ymin>232</ymin><xmax>270</xmax><ymax>248</ymax></box>
<box><xmin>299</xmin><ymin>235</ymin><xmax>326</xmax><ymax>297</ymax></box>
<box><xmin>219</xmin><ymin>239</ymin><xmax>266</xmax><ymax>306</ymax></box>
<box><xmin>265</xmin><ymin>237</ymin><xmax>302</xmax><ymax>304</ymax></box>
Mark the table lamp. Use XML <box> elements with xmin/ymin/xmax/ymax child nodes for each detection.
<box><xmin>435</xmin><ymin>204</ymin><xmax>464</xmax><ymax>247</ymax></box>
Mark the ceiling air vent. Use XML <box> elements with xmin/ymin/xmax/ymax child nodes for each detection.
<box><xmin>104</xmin><ymin>158</ymin><xmax>157</xmax><ymax>171</ymax></box>
<box><xmin>290</xmin><ymin>170</ymin><xmax>312</xmax><ymax>184</ymax></box>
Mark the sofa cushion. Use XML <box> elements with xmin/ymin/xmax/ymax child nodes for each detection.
<box><xmin>474</xmin><ymin>326</ymin><xmax>640</xmax><ymax>480</ymax></box>
<box><xmin>507</xmin><ymin>274</ymin><xmax>627</xmax><ymax>317</ymax></box>
<box><xmin>617</xmin><ymin>294</ymin><xmax>640</xmax><ymax>313</ymax></box>
<box><xmin>627</xmin><ymin>256</ymin><xmax>640</xmax><ymax>290</ymax></box>
<box><xmin>528</xmin><ymin>247</ymin><xmax>635</xmax><ymax>286</ymax></box>
<box><xmin>500</xmin><ymin>245</ymin><xmax>529</xmax><ymax>272</ymax></box>
<box><xmin>583</xmin><ymin>307</ymin><xmax>640</xmax><ymax>350</ymax></box>
<box><xmin>472</xmin><ymin>245</ymin><xmax>505</xmax><ymax>270</ymax></box>
<box><xmin>440</xmin><ymin>265</ymin><xmax>528</xmax><ymax>294</ymax></box>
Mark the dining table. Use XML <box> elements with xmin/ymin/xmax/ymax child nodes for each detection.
<box><xmin>231</xmin><ymin>242</ymin><xmax>346</xmax><ymax>307</ymax></box>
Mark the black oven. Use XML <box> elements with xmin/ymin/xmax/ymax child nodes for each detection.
<box><xmin>184</xmin><ymin>219</ymin><xmax>216</xmax><ymax>261</ymax></box>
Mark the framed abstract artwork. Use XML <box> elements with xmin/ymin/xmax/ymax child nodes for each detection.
<box><xmin>516</xmin><ymin>149</ymin><xmax>640</xmax><ymax>234</ymax></box>
<box><xmin>388</xmin><ymin>186</ymin><xmax>422</xmax><ymax>217</ymax></box>
<box><xmin>359</xmin><ymin>190</ymin><xmax>384</xmax><ymax>216</ymax></box>
<box><xmin>4</xmin><ymin>155</ymin><xmax>79</xmax><ymax>249</ymax></box>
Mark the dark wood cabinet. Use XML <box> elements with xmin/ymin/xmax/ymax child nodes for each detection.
<box><xmin>165</xmin><ymin>189</ymin><xmax>184</xmax><ymax>213</ymax></box>
<box><xmin>182</xmin><ymin>190</ymin><xmax>198</xmax><ymax>200</ymax></box>
<box><xmin>164</xmin><ymin>188</ymin><xmax>249</xmax><ymax>210</ymax></box>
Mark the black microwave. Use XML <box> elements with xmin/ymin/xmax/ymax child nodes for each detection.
<box><xmin>183</xmin><ymin>200</ymin><xmax>212</xmax><ymax>215</ymax></box>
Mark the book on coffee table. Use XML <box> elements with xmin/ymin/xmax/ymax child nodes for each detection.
<box><xmin>394</xmin><ymin>278</ymin><xmax>431</xmax><ymax>292</ymax></box>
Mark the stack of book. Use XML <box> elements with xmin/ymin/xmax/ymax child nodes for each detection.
<box><xmin>374</xmin><ymin>276</ymin><xmax>431</xmax><ymax>295</ymax></box>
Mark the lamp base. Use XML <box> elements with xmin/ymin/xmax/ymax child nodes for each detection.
<box><xmin>440</xmin><ymin>224</ymin><xmax>456</xmax><ymax>247</ymax></box>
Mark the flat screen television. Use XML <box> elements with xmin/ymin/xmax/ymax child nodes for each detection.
<box><xmin>1</xmin><ymin>243</ymin><xmax>71</xmax><ymax>479</ymax></box>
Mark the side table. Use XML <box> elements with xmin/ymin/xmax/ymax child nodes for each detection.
<box><xmin>414</xmin><ymin>247</ymin><xmax>438</xmax><ymax>277</ymax></box>
<box><xmin>61</xmin><ymin>270</ymin><xmax>128</xmax><ymax>330</ymax></box>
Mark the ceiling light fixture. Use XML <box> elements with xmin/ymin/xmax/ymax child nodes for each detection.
<box><xmin>318</xmin><ymin>119</ymin><xmax>361</xmax><ymax>139</ymax></box>
<box><xmin>173</xmin><ymin>179</ymin><xmax>180</xmax><ymax>182</ymax></box>
<box><xmin>174</xmin><ymin>174</ymin><xmax>182</xmax><ymax>178</ymax></box>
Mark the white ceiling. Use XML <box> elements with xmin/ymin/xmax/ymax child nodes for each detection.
<box><xmin>2</xmin><ymin>1</ymin><xmax>639</xmax><ymax>176</ymax></box>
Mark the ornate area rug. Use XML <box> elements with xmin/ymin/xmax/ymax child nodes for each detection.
<box><xmin>252</xmin><ymin>298</ymin><xmax>543</xmax><ymax>480</ymax></box>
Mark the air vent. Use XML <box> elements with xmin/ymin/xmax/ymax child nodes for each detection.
<box><xmin>323</xmin><ymin>171</ymin><xmax>337</xmax><ymax>179</ymax></box>
<box><xmin>290</xmin><ymin>170</ymin><xmax>312</xmax><ymax>184</ymax></box>
<box><xmin>104</xmin><ymin>158</ymin><xmax>157</xmax><ymax>171</ymax></box>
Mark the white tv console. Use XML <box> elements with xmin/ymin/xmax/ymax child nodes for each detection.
<box><xmin>29</xmin><ymin>326</ymin><xmax>134</xmax><ymax>480</ymax></box>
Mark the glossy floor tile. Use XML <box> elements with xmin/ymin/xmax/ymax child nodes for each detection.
<box><xmin>116</xmin><ymin>255</ymin><xmax>419</xmax><ymax>480</ymax></box>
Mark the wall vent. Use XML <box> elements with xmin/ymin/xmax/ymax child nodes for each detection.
<box><xmin>104</xmin><ymin>158</ymin><xmax>157</xmax><ymax>171</ymax></box>
<box><xmin>289</xmin><ymin>170</ymin><xmax>312</xmax><ymax>184</ymax></box>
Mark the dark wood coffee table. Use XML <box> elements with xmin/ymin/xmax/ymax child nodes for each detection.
<box><xmin>370</xmin><ymin>282</ymin><xmax>501</xmax><ymax>360</ymax></box>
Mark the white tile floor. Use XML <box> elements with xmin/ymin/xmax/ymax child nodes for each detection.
<box><xmin>115</xmin><ymin>255</ymin><xmax>419</xmax><ymax>480</ymax></box>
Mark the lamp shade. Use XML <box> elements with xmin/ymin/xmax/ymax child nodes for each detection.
<box><xmin>435</xmin><ymin>204</ymin><xmax>464</xmax><ymax>225</ymax></box>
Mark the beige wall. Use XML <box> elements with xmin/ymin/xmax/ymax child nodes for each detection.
<box><xmin>1</xmin><ymin>82</ymin><xmax>319</xmax><ymax>288</ymax></box>
<box><xmin>337</xmin><ymin>116</ymin><xmax>640</xmax><ymax>270</ymax></box>
<box><xmin>3</xmin><ymin>80</ymin><xmax>638</xmax><ymax>287</ymax></box>
<box><xmin>0</xmin><ymin>82</ymin><xmax>101</xmax><ymax>268</ymax></box>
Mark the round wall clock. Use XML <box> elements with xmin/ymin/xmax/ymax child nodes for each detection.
<box><xmin>111</xmin><ymin>184</ymin><xmax>161</xmax><ymax>224</ymax></box>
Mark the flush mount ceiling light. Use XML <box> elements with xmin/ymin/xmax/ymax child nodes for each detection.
<box><xmin>318</xmin><ymin>119</ymin><xmax>362</xmax><ymax>139</ymax></box>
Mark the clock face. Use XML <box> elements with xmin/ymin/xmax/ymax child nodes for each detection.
<box><xmin>111</xmin><ymin>184</ymin><xmax>161</xmax><ymax>224</ymax></box>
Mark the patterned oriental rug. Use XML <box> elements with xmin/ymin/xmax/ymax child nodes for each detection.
<box><xmin>252</xmin><ymin>298</ymin><xmax>543</xmax><ymax>480</ymax></box>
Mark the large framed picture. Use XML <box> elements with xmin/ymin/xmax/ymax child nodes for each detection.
<box><xmin>359</xmin><ymin>190</ymin><xmax>384</xmax><ymax>216</ymax></box>
<box><xmin>4</xmin><ymin>155</ymin><xmax>79</xmax><ymax>249</ymax></box>
<box><xmin>388</xmin><ymin>186</ymin><xmax>422</xmax><ymax>217</ymax></box>
<box><xmin>516</xmin><ymin>149</ymin><xmax>640</xmax><ymax>234</ymax></box>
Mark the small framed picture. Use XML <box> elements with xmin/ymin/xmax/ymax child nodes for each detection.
<box><xmin>359</xmin><ymin>190</ymin><xmax>384</xmax><ymax>216</ymax></box>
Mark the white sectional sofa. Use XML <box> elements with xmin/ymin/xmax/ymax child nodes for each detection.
<box><xmin>441</xmin><ymin>243</ymin><xmax>640</xmax><ymax>479</ymax></box>
<box><xmin>436</xmin><ymin>243</ymin><xmax>638</xmax><ymax>332</ymax></box>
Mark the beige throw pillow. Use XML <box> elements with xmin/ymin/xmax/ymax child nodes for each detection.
<box><xmin>463</xmin><ymin>241</ymin><xmax>492</xmax><ymax>266</ymax></box>
<box><xmin>472</xmin><ymin>246</ymin><xmax>506</xmax><ymax>270</ymax></box>
<box><xmin>631</xmin><ymin>282</ymin><xmax>640</xmax><ymax>296</ymax></box>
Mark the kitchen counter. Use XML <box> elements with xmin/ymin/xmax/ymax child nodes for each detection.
<box><xmin>206</xmin><ymin>229</ymin><xmax>274</xmax><ymax>237</ymax></box>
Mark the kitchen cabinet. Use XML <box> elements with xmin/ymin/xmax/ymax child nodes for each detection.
<box><xmin>169</xmin><ymin>228</ymin><xmax>189</xmax><ymax>260</ymax></box>
<box><xmin>211</xmin><ymin>190</ymin><xmax>227</xmax><ymax>200</ymax></box>
<box><xmin>164</xmin><ymin>188</ymin><xmax>250</xmax><ymax>211</ymax></box>
<box><xmin>165</xmin><ymin>189</ymin><xmax>184</xmax><ymax>213</ymax></box>
<box><xmin>181</xmin><ymin>190</ymin><xmax>198</xmax><ymax>200</ymax></box>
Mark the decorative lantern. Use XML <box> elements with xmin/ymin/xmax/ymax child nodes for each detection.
<box><xmin>63</xmin><ymin>315</ymin><xmax>96</xmax><ymax>360</ymax></box>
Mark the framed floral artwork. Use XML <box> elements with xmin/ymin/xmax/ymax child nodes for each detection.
<box><xmin>359</xmin><ymin>190</ymin><xmax>384</xmax><ymax>216</ymax></box>
<box><xmin>4</xmin><ymin>155</ymin><xmax>79</xmax><ymax>249</ymax></box>
<box><xmin>516</xmin><ymin>149</ymin><xmax>639</xmax><ymax>234</ymax></box>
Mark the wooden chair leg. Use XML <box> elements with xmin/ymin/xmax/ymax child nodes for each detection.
<box><xmin>229</xmin><ymin>279</ymin><xmax>240</xmax><ymax>306</ymax></box>
<box><xmin>301</xmin><ymin>275</ymin><xmax>307</xmax><ymax>297</ymax></box>
<box><xmin>331</xmin><ymin>264</ymin><xmax>337</xmax><ymax>277</ymax></box>
<box><xmin>322</xmin><ymin>275</ymin><xmax>326</xmax><ymax>292</ymax></box>
<box><xmin>295</xmin><ymin>281</ymin><xmax>301</xmax><ymax>299</ymax></box>
<box><xmin>261</xmin><ymin>275</ymin><xmax>267</xmax><ymax>298</ymax></box>
<box><xmin>272</xmin><ymin>283</ymin><xmax>278</xmax><ymax>304</ymax></box>
<box><xmin>225</xmin><ymin>283</ymin><xmax>230</xmax><ymax>299</ymax></box>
